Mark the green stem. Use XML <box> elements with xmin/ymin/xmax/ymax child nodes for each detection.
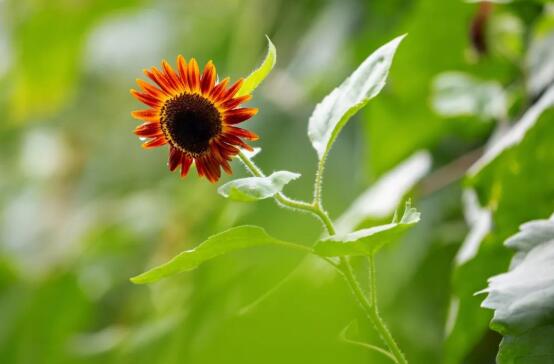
<box><xmin>367</xmin><ymin>254</ymin><xmax>408</xmax><ymax>364</ymax></box>
<box><xmin>236</xmin><ymin>150</ymin><xmax>406</xmax><ymax>363</ymax></box>
<box><xmin>237</xmin><ymin>151</ymin><xmax>334</xmax><ymax>234</ymax></box>
<box><xmin>313</xmin><ymin>157</ymin><xmax>326</xmax><ymax>206</ymax></box>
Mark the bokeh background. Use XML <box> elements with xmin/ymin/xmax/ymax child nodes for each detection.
<box><xmin>1</xmin><ymin>0</ymin><xmax>553</xmax><ymax>363</ymax></box>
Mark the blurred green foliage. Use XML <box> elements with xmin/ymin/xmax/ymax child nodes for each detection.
<box><xmin>1</xmin><ymin>0</ymin><xmax>553</xmax><ymax>363</ymax></box>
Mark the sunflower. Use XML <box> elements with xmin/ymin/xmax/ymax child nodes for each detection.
<box><xmin>130</xmin><ymin>57</ymin><xmax>259</xmax><ymax>183</ymax></box>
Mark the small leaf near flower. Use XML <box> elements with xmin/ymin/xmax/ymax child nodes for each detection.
<box><xmin>218</xmin><ymin>171</ymin><xmax>301</xmax><ymax>202</ymax></box>
<box><xmin>131</xmin><ymin>225</ymin><xmax>298</xmax><ymax>284</ymax></box>
<box><xmin>236</xmin><ymin>36</ymin><xmax>277</xmax><ymax>97</ymax></box>
<box><xmin>313</xmin><ymin>200</ymin><xmax>420</xmax><ymax>257</ymax></box>
<box><xmin>308</xmin><ymin>34</ymin><xmax>406</xmax><ymax>161</ymax></box>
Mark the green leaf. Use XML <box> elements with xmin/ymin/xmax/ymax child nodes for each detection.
<box><xmin>131</xmin><ymin>225</ymin><xmax>298</xmax><ymax>284</ymax></box>
<box><xmin>446</xmin><ymin>94</ymin><xmax>554</xmax><ymax>364</ymax></box>
<box><xmin>481</xmin><ymin>214</ymin><xmax>554</xmax><ymax>335</ymax></box>
<box><xmin>469</xmin><ymin>85</ymin><xmax>554</xmax><ymax>176</ymax></box>
<box><xmin>497</xmin><ymin>326</ymin><xmax>554</xmax><ymax>364</ymax></box>
<box><xmin>217</xmin><ymin>171</ymin><xmax>300</xmax><ymax>202</ymax></box>
<box><xmin>432</xmin><ymin>72</ymin><xmax>507</xmax><ymax>121</ymax></box>
<box><xmin>307</xmin><ymin>34</ymin><xmax>405</xmax><ymax>161</ymax></box>
<box><xmin>236</xmin><ymin>36</ymin><xmax>277</xmax><ymax>97</ymax></box>
<box><xmin>313</xmin><ymin>201</ymin><xmax>420</xmax><ymax>257</ymax></box>
<box><xmin>527</xmin><ymin>28</ymin><xmax>554</xmax><ymax>96</ymax></box>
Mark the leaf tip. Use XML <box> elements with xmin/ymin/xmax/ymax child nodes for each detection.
<box><xmin>129</xmin><ymin>274</ymin><xmax>147</xmax><ymax>285</ymax></box>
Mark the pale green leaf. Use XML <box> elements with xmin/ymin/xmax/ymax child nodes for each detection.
<box><xmin>527</xmin><ymin>32</ymin><xmax>554</xmax><ymax>96</ymax></box>
<box><xmin>446</xmin><ymin>105</ymin><xmax>554</xmax><ymax>364</ymax></box>
<box><xmin>454</xmin><ymin>189</ymin><xmax>492</xmax><ymax>266</ymax></box>
<box><xmin>217</xmin><ymin>171</ymin><xmax>300</xmax><ymax>202</ymax></box>
<box><xmin>313</xmin><ymin>201</ymin><xmax>420</xmax><ymax>257</ymax></box>
<box><xmin>469</xmin><ymin>84</ymin><xmax>554</xmax><ymax>176</ymax></box>
<box><xmin>236</xmin><ymin>36</ymin><xmax>277</xmax><ymax>97</ymax></box>
<box><xmin>307</xmin><ymin>35</ymin><xmax>405</xmax><ymax>160</ymax></box>
<box><xmin>432</xmin><ymin>72</ymin><xmax>507</xmax><ymax>121</ymax></box>
<box><xmin>335</xmin><ymin>150</ymin><xmax>431</xmax><ymax>234</ymax></box>
<box><xmin>480</xmin><ymin>213</ymin><xmax>554</xmax><ymax>363</ymax></box>
<box><xmin>131</xmin><ymin>225</ymin><xmax>298</xmax><ymax>284</ymax></box>
<box><xmin>481</xmin><ymin>214</ymin><xmax>554</xmax><ymax>335</ymax></box>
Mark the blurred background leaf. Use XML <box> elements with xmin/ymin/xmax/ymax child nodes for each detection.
<box><xmin>1</xmin><ymin>0</ymin><xmax>553</xmax><ymax>363</ymax></box>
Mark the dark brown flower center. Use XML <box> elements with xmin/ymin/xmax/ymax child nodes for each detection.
<box><xmin>160</xmin><ymin>93</ymin><xmax>222</xmax><ymax>154</ymax></box>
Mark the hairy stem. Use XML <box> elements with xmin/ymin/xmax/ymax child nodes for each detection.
<box><xmin>236</xmin><ymin>150</ymin><xmax>406</xmax><ymax>363</ymax></box>
<box><xmin>368</xmin><ymin>254</ymin><xmax>408</xmax><ymax>364</ymax></box>
<box><xmin>237</xmin><ymin>151</ymin><xmax>334</xmax><ymax>233</ymax></box>
<box><xmin>313</xmin><ymin>157</ymin><xmax>326</xmax><ymax>206</ymax></box>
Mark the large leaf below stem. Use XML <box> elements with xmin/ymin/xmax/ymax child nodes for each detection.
<box><xmin>307</xmin><ymin>35</ymin><xmax>405</xmax><ymax>161</ymax></box>
<box><xmin>217</xmin><ymin>171</ymin><xmax>300</xmax><ymax>202</ymax></box>
<box><xmin>313</xmin><ymin>201</ymin><xmax>420</xmax><ymax>257</ymax></box>
<box><xmin>131</xmin><ymin>226</ymin><xmax>297</xmax><ymax>284</ymax></box>
<box><xmin>236</xmin><ymin>36</ymin><xmax>276</xmax><ymax>97</ymax></box>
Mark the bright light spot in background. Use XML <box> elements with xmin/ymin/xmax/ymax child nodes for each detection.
<box><xmin>19</xmin><ymin>128</ymin><xmax>69</xmax><ymax>179</ymax></box>
<box><xmin>84</xmin><ymin>10</ymin><xmax>170</xmax><ymax>77</ymax></box>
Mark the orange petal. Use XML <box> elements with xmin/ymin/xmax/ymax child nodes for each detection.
<box><xmin>136</xmin><ymin>79</ymin><xmax>165</xmax><ymax>98</ymax></box>
<box><xmin>220</xmin><ymin>79</ymin><xmax>244</xmax><ymax>102</ymax></box>
<box><xmin>130</xmin><ymin>89</ymin><xmax>162</xmax><ymax>108</ymax></box>
<box><xmin>210</xmin><ymin>143</ymin><xmax>233</xmax><ymax>175</ymax></box>
<box><xmin>181</xmin><ymin>154</ymin><xmax>193</xmax><ymax>177</ymax></box>
<box><xmin>210</xmin><ymin>141</ymin><xmax>231</xmax><ymax>162</ymax></box>
<box><xmin>210</xmin><ymin>78</ymin><xmax>229</xmax><ymax>101</ymax></box>
<box><xmin>210</xmin><ymin>141</ymin><xmax>223</xmax><ymax>160</ymax></box>
<box><xmin>187</xmin><ymin>58</ymin><xmax>200</xmax><ymax>92</ymax></box>
<box><xmin>203</xmin><ymin>156</ymin><xmax>221</xmax><ymax>183</ymax></box>
<box><xmin>224</xmin><ymin>108</ymin><xmax>258</xmax><ymax>125</ymax></box>
<box><xmin>220</xmin><ymin>94</ymin><xmax>252</xmax><ymax>110</ymax></box>
<box><xmin>221</xmin><ymin>134</ymin><xmax>253</xmax><ymax>151</ymax></box>
<box><xmin>142</xmin><ymin>136</ymin><xmax>167</xmax><ymax>149</ymax></box>
<box><xmin>161</xmin><ymin>59</ymin><xmax>180</xmax><ymax>91</ymax></box>
<box><xmin>195</xmin><ymin>157</ymin><xmax>206</xmax><ymax>177</ymax></box>
<box><xmin>134</xmin><ymin>122</ymin><xmax>162</xmax><ymax>137</ymax></box>
<box><xmin>215</xmin><ymin>140</ymin><xmax>240</xmax><ymax>157</ymax></box>
<box><xmin>220</xmin><ymin>158</ymin><xmax>232</xmax><ymax>175</ymax></box>
<box><xmin>225</xmin><ymin>126</ymin><xmax>259</xmax><ymax>140</ymax></box>
<box><xmin>168</xmin><ymin>147</ymin><xmax>182</xmax><ymax>171</ymax></box>
<box><xmin>144</xmin><ymin>67</ymin><xmax>173</xmax><ymax>94</ymax></box>
<box><xmin>131</xmin><ymin>109</ymin><xmax>160</xmax><ymax>121</ymax></box>
<box><xmin>200</xmin><ymin>61</ymin><xmax>216</xmax><ymax>95</ymax></box>
<box><xmin>177</xmin><ymin>55</ymin><xmax>189</xmax><ymax>90</ymax></box>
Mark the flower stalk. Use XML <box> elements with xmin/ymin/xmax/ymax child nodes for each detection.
<box><xmin>237</xmin><ymin>150</ymin><xmax>407</xmax><ymax>364</ymax></box>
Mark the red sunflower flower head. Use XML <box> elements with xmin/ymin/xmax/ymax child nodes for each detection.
<box><xmin>130</xmin><ymin>57</ymin><xmax>259</xmax><ymax>183</ymax></box>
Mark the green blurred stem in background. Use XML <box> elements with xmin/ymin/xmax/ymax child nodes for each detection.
<box><xmin>237</xmin><ymin>151</ymin><xmax>408</xmax><ymax>364</ymax></box>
